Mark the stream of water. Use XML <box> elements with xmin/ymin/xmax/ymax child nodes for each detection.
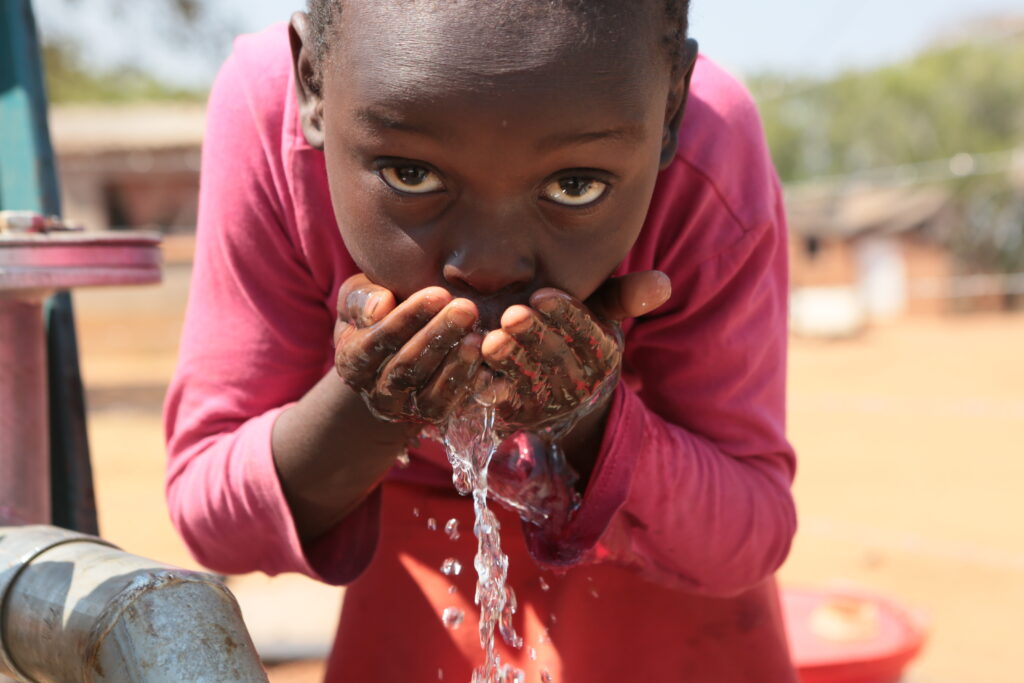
<box><xmin>442</xmin><ymin>394</ymin><xmax>525</xmax><ymax>683</ymax></box>
<box><xmin>418</xmin><ymin>325</ymin><xmax>622</xmax><ymax>682</ymax></box>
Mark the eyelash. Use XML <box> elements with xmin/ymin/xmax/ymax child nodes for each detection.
<box><xmin>373</xmin><ymin>160</ymin><xmax>613</xmax><ymax>209</ymax></box>
<box><xmin>539</xmin><ymin>171</ymin><xmax>612</xmax><ymax>209</ymax></box>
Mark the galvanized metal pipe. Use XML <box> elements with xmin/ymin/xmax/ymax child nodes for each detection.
<box><xmin>0</xmin><ymin>296</ymin><xmax>50</xmax><ymax>526</ymax></box>
<box><xmin>0</xmin><ymin>525</ymin><xmax>268</xmax><ymax>682</ymax></box>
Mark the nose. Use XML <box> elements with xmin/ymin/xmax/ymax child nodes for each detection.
<box><xmin>442</xmin><ymin>254</ymin><xmax>534</xmax><ymax>297</ymax></box>
<box><xmin>442</xmin><ymin>226</ymin><xmax>535</xmax><ymax>298</ymax></box>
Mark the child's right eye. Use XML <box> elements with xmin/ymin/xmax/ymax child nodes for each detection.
<box><xmin>378</xmin><ymin>165</ymin><xmax>445</xmax><ymax>194</ymax></box>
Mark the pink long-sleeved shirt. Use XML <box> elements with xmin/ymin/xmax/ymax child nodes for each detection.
<box><xmin>165</xmin><ymin>23</ymin><xmax>798</xmax><ymax>681</ymax></box>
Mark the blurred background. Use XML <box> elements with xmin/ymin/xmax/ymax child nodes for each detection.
<box><xmin>25</xmin><ymin>0</ymin><xmax>1024</xmax><ymax>680</ymax></box>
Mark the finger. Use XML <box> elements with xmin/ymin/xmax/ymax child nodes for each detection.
<box><xmin>336</xmin><ymin>287</ymin><xmax>452</xmax><ymax>386</ymax></box>
<box><xmin>499</xmin><ymin>305</ymin><xmax>585</xmax><ymax>379</ymax></box>
<box><xmin>376</xmin><ymin>299</ymin><xmax>477</xmax><ymax>397</ymax></box>
<box><xmin>530</xmin><ymin>291</ymin><xmax>621</xmax><ymax>373</ymax></box>
<box><xmin>336</xmin><ymin>274</ymin><xmax>395</xmax><ymax>328</ymax></box>
<box><xmin>417</xmin><ymin>333</ymin><xmax>483</xmax><ymax>423</ymax></box>
<box><xmin>481</xmin><ymin>329</ymin><xmax>554</xmax><ymax>413</ymax></box>
<box><xmin>584</xmin><ymin>271</ymin><xmax>672</xmax><ymax>322</ymax></box>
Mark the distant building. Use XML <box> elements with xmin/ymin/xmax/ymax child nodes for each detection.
<box><xmin>787</xmin><ymin>152</ymin><xmax>1024</xmax><ymax>336</ymax></box>
<box><xmin>50</xmin><ymin>103</ymin><xmax>204</xmax><ymax>233</ymax></box>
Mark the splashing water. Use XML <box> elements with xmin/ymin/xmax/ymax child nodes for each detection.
<box><xmin>442</xmin><ymin>607</ymin><xmax>465</xmax><ymax>630</ymax></box>
<box><xmin>441</xmin><ymin>558</ymin><xmax>463</xmax><ymax>576</ymax></box>
<box><xmin>434</xmin><ymin>330</ymin><xmax>623</xmax><ymax>683</ymax></box>
<box><xmin>445</xmin><ymin>518</ymin><xmax>461</xmax><ymax>540</ymax></box>
<box><xmin>442</xmin><ymin>396</ymin><xmax>524</xmax><ymax>683</ymax></box>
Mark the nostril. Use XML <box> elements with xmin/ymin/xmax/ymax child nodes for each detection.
<box><xmin>442</xmin><ymin>261</ymin><xmax>532</xmax><ymax>297</ymax></box>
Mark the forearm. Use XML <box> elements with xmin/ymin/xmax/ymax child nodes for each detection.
<box><xmin>271</xmin><ymin>370</ymin><xmax>419</xmax><ymax>541</ymax></box>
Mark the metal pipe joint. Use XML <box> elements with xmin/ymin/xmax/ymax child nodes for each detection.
<box><xmin>0</xmin><ymin>525</ymin><xmax>268</xmax><ymax>682</ymax></box>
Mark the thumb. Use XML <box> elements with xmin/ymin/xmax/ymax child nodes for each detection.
<box><xmin>586</xmin><ymin>271</ymin><xmax>672</xmax><ymax>322</ymax></box>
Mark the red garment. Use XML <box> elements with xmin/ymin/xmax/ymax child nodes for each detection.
<box><xmin>164</xmin><ymin>23</ymin><xmax>798</xmax><ymax>682</ymax></box>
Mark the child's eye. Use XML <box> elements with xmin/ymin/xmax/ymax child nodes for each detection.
<box><xmin>379</xmin><ymin>165</ymin><xmax>445</xmax><ymax>194</ymax></box>
<box><xmin>541</xmin><ymin>176</ymin><xmax>608</xmax><ymax>207</ymax></box>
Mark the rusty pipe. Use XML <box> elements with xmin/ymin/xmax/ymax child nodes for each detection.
<box><xmin>0</xmin><ymin>296</ymin><xmax>51</xmax><ymax>526</ymax></box>
<box><xmin>0</xmin><ymin>525</ymin><xmax>268</xmax><ymax>682</ymax></box>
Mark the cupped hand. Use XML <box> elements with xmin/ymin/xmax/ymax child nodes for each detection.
<box><xmin>480</xmin><ymin>270</ymin><xmax>671</xmax><ymax>430</ymax></box>
<box><xmin>333</xmin><ymin>274</ymin><xmax>483</xmax><ymax>425</ymax></box>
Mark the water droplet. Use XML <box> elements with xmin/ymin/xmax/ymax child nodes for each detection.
<box><xmin>549</xmin><ymin>614</ymin><xmax>557</xmax><ymax>624</ymax></box>
<box><xmin>438</xmin><ymin>668</ymin><xmax>444</xmax><ymax>680</ymax></box>
<box><xmin>528</xmin><ymin>647</ymin><xmax>537</xmax><ymax>661</ymax></box>
<box><xmin>445</xmin><ymin>518</ymin><xmax>461</xmax><ymax>540</ymax></box>
<box><xmin>538</xmin><ymin>576</ymin><xmax>550</xmax><ymax>591</ymax></box>
<box><xmin>441</xmin><ymin>558</ymin><xmax>462</xmax><ymax>576</ymax></box>
<box><xmin>412</xmin><ymin>507</ymin><xmax>421</xmax><ymax>518</ymax></box>
<box><xmin>427</xmin><ymin>517</ymin><xmax>438</xmax><ymax>531</ymax></box>
<box><xmin>396</xmin><ymin>449</ymin><xmax>410</xmax><ymax>468</ymax></box>
<box><xmin>541</xmin><ymin>670</ymin><xmax>553</xmax><ymax>683</ymax></box>
<box><xmin>590</xmin><ymin>588</ymin><xmax>600</xmax><ymax>598</ymax></box>
<box><xmin>442</xmin><ymin>607</ymin><xmax>464</xmax><ymax>630</ymax></box>
<box><xmin>448</xmin><ymin>585</ymin><xmax>457</xmax><ymax>594</ymax></box>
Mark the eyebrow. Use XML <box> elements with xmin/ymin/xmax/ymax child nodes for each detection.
<box><xmin>355</xmin><ymin>107</ymin><xmax>450</xmax><ymax>141</ymax></box>
<box><xmin>537</xmin><ymin>124</ymin><xmax>646</xmax><ymax>152</ymax></box>
<box><xmin>356</xmin><ymin>106</ymin><xmax>645</xmax><ymax>149</ymax></box>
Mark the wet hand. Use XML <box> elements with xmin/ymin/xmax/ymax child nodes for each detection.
<box><xmin>333</xmin><ymin>274</ymin><xmax>483</xmax><ymax>424</ymax></box>
<box><xmin>480</xmin><ymin>271</ymin><xmax>671</xmax><ymax>430</ymax></box>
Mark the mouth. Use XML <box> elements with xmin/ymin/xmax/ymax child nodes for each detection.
<box><xmin>464</xmin><ymin>293</ymin><xmax>534</xmax><ymax>333</ymax></box>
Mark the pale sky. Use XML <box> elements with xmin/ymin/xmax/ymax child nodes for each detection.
<box><xmin>34</xmin><ymin>0</ymin><xmax>1024</xmax><ymax>88</ymax></box>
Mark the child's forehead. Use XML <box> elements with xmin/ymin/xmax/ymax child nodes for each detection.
<box><xmin>331</xmin><ymin>1</ymin><xmax>667</xmax><ymax>106</ymax></box>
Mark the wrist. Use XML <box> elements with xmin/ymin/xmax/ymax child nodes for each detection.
<box><xmin>271</xmin><ymin>370</ymin><xmax>417</xmax><ymax>540</ymax></box>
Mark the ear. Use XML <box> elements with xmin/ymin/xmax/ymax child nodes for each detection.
<box><xmin>659</xmin><ymin>38</ymin><xmax>699</xmax><ymax>169</ymax></box>
<box><xmin>289</xmin><ymin>11</ymin><xmax>326</xmax><ymax>150</ymax></box>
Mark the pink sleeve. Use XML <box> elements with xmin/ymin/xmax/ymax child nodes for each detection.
<box><xmin>163</xmin><ymin>44</ymin><xmax>377</xmax><ymax>585</ymax></box>
<box><xmin>525</xmin><ymin>76</ymin><xmax>796</xmax><ymax>597</ymax></box>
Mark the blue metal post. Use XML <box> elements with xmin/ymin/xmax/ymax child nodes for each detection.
<box><xmin>0</xmin><ymin>0</ymin><xmax>99</xmax><ymax>534</ymax></box>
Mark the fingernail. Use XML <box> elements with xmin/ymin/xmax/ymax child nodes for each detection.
<box><xmin>535</xmin><ymin>297</ymin><xmax>559</xmax><ymax>315</ymax></box>
<box><xmin>484</xmin><ymin>334</ymin><xmax>513</xmax><ymax>359</ymax></box>
<box><xmin>506</xmin><ymin>314</ymin><xmax>533</xmax><ymax>335</ymax></box>
<box><xmin>653</xmin><ymin>272</ymin><xmax>672</xmax><ymax>302</ymax></box>
<box><xmin>365</xmin><ymin>291</ymin><xmax>385</xmax><ymax>315</ymax></box>
<box><xmin>449</xmin><ymin>305</ymin><xmax>476</xmax><ymax>328</ymax></box>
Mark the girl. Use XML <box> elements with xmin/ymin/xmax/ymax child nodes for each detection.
<box><xmin>165</xmin><ymin>1</ymin><xmax>798</xmax><ymax>680</ymax></box>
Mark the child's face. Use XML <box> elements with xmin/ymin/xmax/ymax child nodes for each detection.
<box><xmin>293</xmin><ymin>1</ymin><xmax>690</xmax><ymax>327</ymax></box>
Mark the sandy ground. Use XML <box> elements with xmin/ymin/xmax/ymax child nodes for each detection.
<box><xmin>68</xmin><ymin>250</ymin><xmax>1022</xmax><ymax>682</ymax></box>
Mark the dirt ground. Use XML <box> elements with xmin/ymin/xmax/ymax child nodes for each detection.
<box><xmin>69</xmin><ymin>245</ymin><xmax>1022</xmax><ymax>682</ymax></box>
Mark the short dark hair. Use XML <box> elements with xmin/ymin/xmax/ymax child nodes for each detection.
<box><xmin>306</xmin><ymin>0</ymin><xmax>691</xmax><ymax>91</ymax></box>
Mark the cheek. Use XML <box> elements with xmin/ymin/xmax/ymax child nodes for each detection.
<box><xmin>544</xmin><ymin>178</ymin><xmax>655</xmax><ymax>301</ymax></box>
<box><xmin>324</xmin><ymin>159</ymin><xmax>439</xmax><ymax>298</ymax></box>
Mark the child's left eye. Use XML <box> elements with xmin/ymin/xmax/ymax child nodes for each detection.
<box><xmin>379</xmin><ymin>165</ymin><xmax>445</xmax><ymax>194</ymax></box>
<box><xmin>541</xmin><ymin>176</ymin><xmax>608</xmax><ymax>207</ymax></box>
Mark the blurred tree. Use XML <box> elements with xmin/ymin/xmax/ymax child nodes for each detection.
<box><xmin>750</xmin><ymin>28</ymin><xmax>1024</xmax><ymax>285</ymax></box>
<box><xmin>42</xmin><ymin>41</ymin><xmax>206</xmax><ymax>102</ymax></box>
<box><xmin>750</xmin><ymin>36</ymin><xmax>1024</xmax><ymax>182</ymax></box>
<box><xmin>39</xmin><ymin>0</ymin><xmax>234</xmax><ymax>102</ymax></box>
